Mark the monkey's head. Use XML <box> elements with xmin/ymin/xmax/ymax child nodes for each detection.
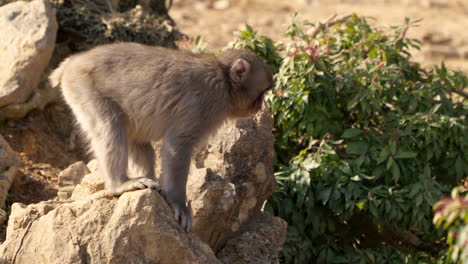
<box><xmin>220</xmin><ymin>50</ymin><xmax>273</xmax><ymax>119</ymax></box>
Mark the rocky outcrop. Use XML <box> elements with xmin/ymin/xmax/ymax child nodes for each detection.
<box><xmin>218</xmin><ymin>212</ymin><xmax>287</xmax><ymax>264</ymax></box>
<box><xmin>0</xmin><ymin>134</ymin><xmax>20</xmax><ymax>208</ymax></box>
<box><xmin>0</xmin><ymin>0</ymin><xmax>57</xmax><ymax>108</ymax></box>
<box><xmin>57</xmin><ymin>161</ymin><xmax>90</xmax><ymax>200</ymax></box>
<box><xmin>0</xmin><ymin>80</ymin><xmax>61</xmax><ymax>121</ymax></box>
<box><xmin>185</xmin><ymin>108</ymin><xmax>276</xmax><ymax>250</ymax></box>
<box><xmin>1</xmin><ymin>190</ymin><xmax>221</xmax><ymax>264</ymax></box>
<box><xmin>0</xmin><ymin>108</ymin><xmax>286</xmax><ymax>263</ymax></box>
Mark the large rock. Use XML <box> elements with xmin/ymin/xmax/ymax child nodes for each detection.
<box><xmin>0</xmin><ymin>190</ymin><xmax>221</xmax><ymax>264</ymax></box>
<box><xmin>217</xmin><ymin>212</ymin><xmax>287</xmax><ymax>264</ymax></box>
<box><xmin>0</xmin><ymin>79</ymin><xmax>61</xmax><ymax>121</ymax></box>
<box><xmin>57</xmin><ymin>161</ymin><xmax>91</xmax><ymax>200</ymax></box>
<box><xmin>70</xmin><ymin>170</ymin><xmax>105</xmax><ymax>200</ymax></box>
<box><xmin>0</xmin><ymin>0</ymin><xmax>57</xmax><ymax>108</ymax></box>
<box><xmin>0</xmin><ymin>134</ymin><xmax>20</xmax><ymax>208</ymax></box>
<box><xmin>0</xmin><ymin>108</ymin><xmax>283</xmax><ymax>263</ymax></box>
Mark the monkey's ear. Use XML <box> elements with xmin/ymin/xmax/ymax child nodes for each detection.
<box><xmin>230</xmin><ymin>59</ymin><xmax>251</xmax><ymax>84</ymax></box>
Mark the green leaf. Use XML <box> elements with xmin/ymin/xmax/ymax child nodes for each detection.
<box><xmin>455</xmin><ymin>155</ymin><xmax>464</xmax><ymax>180</ymax></box>
<box><xmin>302</xmin><ymin>156</ymin><xmax>321</xmax><ymax>170</ymax></box>
<box><xmin>423</xmin><ymin>164</ymin><xmax>431</xmax><ymax>179</ymax></box>
<box><xmin>263</xmin><ymin>202</ymin><xmax>274</xmax><ymax>214</ymax></box>
<box><xmin>356</xmin><ymin>201</ymin><xmax>366</xmax><ymax>210</ymax></box>
<box><xmin>355</xmin><ymin>154</ymin><xmax>366</xmax><ymax>168</ymax></box>
<box><xmin>394</xmin><ymin>152</ymin><xmax>417</xmax><ymax>159</ymax></box>
<box><xmin>318</xmin><ymin>187</ymin><xmax>333</xmax><ymax>204</ymax></box>
<box><xmin>351</xmin><ymin>175</ymin><xmax>361</xmax><ymax>181</ymax></box>
<box><xmin>359</xmin><ymin>174</ymin><xmax>375</xmax><ymax>180</ymax></box>
<box><xmin>346</xmin><ymin>141</ymin><xmax>369</xmax><ymax>155</ymax></box>
<box><xmin>430</xmin><ymin>103</ymin><xmax>441</xmax><ymax>114</ymax></box>
<box><xmin>365</xmin><ymin>251</ymin><xmax>376</xmax><ymax>264</ymax></box>
<box><xmin>386</xmin><ymin>157</ymin><xmax>394</xmax><ymax>171</ymax></box>
<box><xmin>377</xmin><ymin>146</ymin><xmax>390</xmax><ymax>164</ymax></box>
<box><xmin>408</xmin><ymin>185</ymin><xmax>420</xmax><ymax>197</ymax></box>
<box><xmin>390</xmin><ymin>140</ymin><xmax>397</xmax><ymax>155</ymax></box>
<box><xmin>342</xmin><ymin>128</ymin><xmax>363</xmax><ymax>138</ymax></box>
<box><xmin>283</xmin><ymin>198</ymin><xmax>293</xmax><ymax>216</ymax></box>
<box><xmin>415</xmin><ymin>195</ymin><xmax>423</xmax><ymax>207</ymax></box>
<box><xmin>245</xmin><ymin>24</ymin><xmax>254</xmax><ymax>33</ymax></box>
<box><xmin>369</xmin><ymin>202</ymin><xmax>379</xmax><ymax>217</ymax></box>
<box><xmin>392</xmin><ymin>162</ymin><xmax>400</xmax><ymax>183</ymax></box>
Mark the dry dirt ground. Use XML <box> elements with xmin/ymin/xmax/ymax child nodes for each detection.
<box><xmin>0</xmin><ymin>103</ymin><xmax>89</xmax><ymax>240</ymax></box>
<box><xmin>2</xmin><ymin>0</ymin><xmax>467</xmax><ymax>220</ymax></box>
<box><xmin>171</xmin><ymin>0</ymin><xmax>468</xmax><ymax>73</ymax></box>
<box><xmin>1</xmin><ymin>104</ymin><xmax>87</xmax><ymax>205</ymax></box>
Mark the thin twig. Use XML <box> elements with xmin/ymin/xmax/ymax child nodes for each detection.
<box><xmin>166</xmin><ymin>0</ymin><xmax>173</xmax><ymax>11</ymax></box>
<box><xmin>311</xmin><ymin>14</ymin><xmax>352</xmax><ymax>38</ymax></box>
<box><xmin>105</xmin><ymin>0</ymin><xmax>115</xmax><ymax>13</ymax></box>
<box><xmin>453</xmin><ymin>89</ymin><xmax>468</xmax><ymax>99</ymax></box>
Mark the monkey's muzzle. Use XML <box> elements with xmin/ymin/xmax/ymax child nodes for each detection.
<box><xmin>247</xmin><ymin>93</ymin><xmax>264</xmax><ymax>117</ymax></box>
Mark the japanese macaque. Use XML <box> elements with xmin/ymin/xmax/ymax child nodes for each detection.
<box><xmin>50</xmin><ymin>43</ymin><xmax>273</xmax><ymax>231</ymax></box>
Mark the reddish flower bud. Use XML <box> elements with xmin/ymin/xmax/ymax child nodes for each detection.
<box><xmin>277</xmin><ymin>89</ymin><xmax>284</xmax><ymax>97</ymax></box>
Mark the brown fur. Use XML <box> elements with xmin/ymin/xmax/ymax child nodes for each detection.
<box><xmin>50</xmin><ymin>42</ymin><xmax>273</xmax><ymax>230</ymax></box>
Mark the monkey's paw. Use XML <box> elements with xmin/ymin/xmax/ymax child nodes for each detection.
<box><xmin>168</xmin><ymin>201</ymin><xmax>192</xmax><ymax>232</ymax></box>
<box><xmin>112</xmin><ymin>178</ymin><xmax>160</xmax><ymax>196</ymax></box>
<box><xmin>129</xmin><ymin>178</ymin><xmax>160</xmax><ymax>191</ymax></box>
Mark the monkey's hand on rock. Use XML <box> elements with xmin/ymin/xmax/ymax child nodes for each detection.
<box><xmin>111</xmin><ymin>177</ymin><xmax>160</xmax><ymax>196</ymax></box>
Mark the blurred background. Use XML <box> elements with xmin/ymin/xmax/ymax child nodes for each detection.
<box><xmin>0</xmin><ymin>0</ymin><xmax>466</xmax><ymax>263</ymax></box>
<box><xmin>172</xmin><ymin>0</ymin><xmax>468</xmax><ymax>73</ymax></box>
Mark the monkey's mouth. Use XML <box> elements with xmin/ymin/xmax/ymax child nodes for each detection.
<box><xmin>247</xmin><ymin>92</ymin><xmax>264</xmax><ymax>116</ymax></box>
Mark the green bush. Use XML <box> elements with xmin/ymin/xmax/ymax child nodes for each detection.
<box><xmin>228</xmin><ymin>14</ymin><xmax>467</xmax><ymax>263</ymax></box>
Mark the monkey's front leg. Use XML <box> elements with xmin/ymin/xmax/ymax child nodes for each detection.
<box><xmin>160</xmin><ymin>133</ymin><xmax>194</xmax><ymax>231</ymax></box>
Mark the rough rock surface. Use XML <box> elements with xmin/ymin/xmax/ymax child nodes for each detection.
<box><xmin>0</xmin><ymin>134</ymin><xmax>20</xmax><ymax>208</ymax></box>
<box><xmin>57</xmin><ymin>161</ymin><xmax>90</xmax><ymax>200</ymax></box>
<box><xmin>0</xmin><ymin>108</ymin><xmax>284</xmax><ymax>263</ymax></box>
<box><xmin>0</xmin><ymin>189</ymin><xmax>221</xmax><ymax>264</ymax></box>
<box><xmin>217</xmin><ymin>212</ymin><xmax>287</xmax><ymax>264</ymax></box>
<box><xmin>70</xmin><ymin>170</ymin><xmax>105</xmax><ymax>200</ymax></box>
<box><xmin>0</xmin><ymin>80</ymin><xmax>61</xmax><ymax>121</ymax></box>
<box><xmin>0</xmin><ymin>0</ymin><xmax>57</xmax><ymax>107</ymax></box>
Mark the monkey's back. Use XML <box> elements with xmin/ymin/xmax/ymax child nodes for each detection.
<box><xmin>60</xmin><ymin>43</ymin><xmax>228</xmax><ymax>141</ymax></box>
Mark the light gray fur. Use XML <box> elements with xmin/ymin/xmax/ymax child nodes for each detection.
<box><xmin>50</xmin><ymin>42</ymin><xmax>273</xmax><ymax>231</ymax></box>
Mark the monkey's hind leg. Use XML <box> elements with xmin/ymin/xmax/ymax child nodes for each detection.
<box><xmin>87</xmin><ymin>103</ymin><xmax>159</xmax><ymax>195</ymax></box>
<box><xmin>117</xmin><ymin>142</ymin><xmax>160</xmax><ymax>195</ymax></box>
<box><xmin>128</xmin><ymin>142</ymin><xmax>157</xmax><ymax>181</ymax></box>
<box><xmin>66</xmin><ymin>87</ymin><xmax>158</xmax><ymax>196</ymax></box>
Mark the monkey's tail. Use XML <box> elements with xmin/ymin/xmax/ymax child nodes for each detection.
<box><xmin>49</xmin><ymin>57</ymin><xmax>72</xmax><ymax>87</ymax></box>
